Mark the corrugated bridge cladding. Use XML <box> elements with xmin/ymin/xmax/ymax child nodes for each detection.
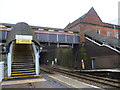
<box><xmin>0</xmin><ymin>23</ymin><xmax>80</xmax><ymax>44</ymax></box>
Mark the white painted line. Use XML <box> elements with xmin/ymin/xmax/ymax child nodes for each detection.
<box><xmin>48</xmin><ymin>75</ymin><xmax>80</xmax><ymax>89</ymax></box>
<box><xmin>59</xmin><ymin>74</ymin><xmax>104</xmax><ymax>90</ymax></box>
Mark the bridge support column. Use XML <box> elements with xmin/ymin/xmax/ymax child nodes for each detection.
<box><xmin>57</xmin><ymin>43</ymin><xmax>59</xmax><ymax>48</ymax></box>
<box><xmin>72</xmin><ymin>44</ymin><xmax>74</xmax><ymax>48</ymax></box>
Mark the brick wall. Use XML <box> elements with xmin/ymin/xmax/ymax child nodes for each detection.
<box><xmin>85</xmin><ymin>39</ymin><xmax>120</xmax><ymax>69</ymax></box>
<box><xmin>65</xmin><ymin>7</ymin><xmax>120</xmax><ymax>42</ymax></box>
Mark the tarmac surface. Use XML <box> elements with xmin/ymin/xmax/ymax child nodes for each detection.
<box><xmin>1</xmin><ymin>74</ymin><xmax>102</xmax><ymax>89</ymax></box>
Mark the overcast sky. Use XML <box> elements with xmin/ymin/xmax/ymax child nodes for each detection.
<box><xmin>0</xmin><ymin>0</ymin><xmax>119</xmax><ymax>28</ymax></box>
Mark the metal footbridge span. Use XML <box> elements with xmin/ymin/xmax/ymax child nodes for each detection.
<box><xmin>0</xmin><ymin>22</ymin><xmax>81</xmax><ymax>80</ymax></box>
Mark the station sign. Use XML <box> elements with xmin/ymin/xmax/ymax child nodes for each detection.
<box><xmin>15</xmin><ymin>35</ymin><xmax>33</xmax><ymax>44</ymax></box>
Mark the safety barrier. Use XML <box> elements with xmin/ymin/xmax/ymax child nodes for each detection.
<box><xmin>0</xmin><ymin>61</ymin><xmax>4</xmax><ymax>90</ymax></box>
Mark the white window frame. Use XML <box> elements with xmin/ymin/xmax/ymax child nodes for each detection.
<box><xmin>107</xmin><ymin>31</ymin><xmax>111</xmax><ymax>36</ymax></box>
<box><xmin>96</xmin><ymin>29</ymin><xmax>100</xmax><ymax>34</ymax></box>
<box><xmin>115</xmin><ymin>31</ymin><xmax>119</xmax><ymax>39</ymax></box>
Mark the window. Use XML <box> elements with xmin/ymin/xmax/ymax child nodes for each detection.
<box><xmin>96</xmin><ymin>29</ymin><xmax>100</xmax><ymax>34</ymax></box>
<box><xmin>67</xmin><ymin>35</ymin><xmax>73</xmax><ymax>43</ymax></box>
<box><xmin>58</xmin><ymin>35</ymin><xmax>65</xmax><ymax>42</ymax></box>
<box><xmin>115</xmin><ymin>31</ymin><xmax>118</xmax><ymax>39</ymax></box>
<box><xmin>39</xmin><ymin>33</ymin><xmax>47</xmax><ymax>41</ymax></box>
<box><xmin>49</xmin><ymin>34</ymin><xmax>57</xmax><ymax>42</ymax></box>
<box><xmin>107</xmin><ymin>31</ymin><xmax>111</xmax><ymax>36</ymax></box>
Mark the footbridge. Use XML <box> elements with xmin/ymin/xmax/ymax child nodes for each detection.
<box><xmin>2</xmin><ymin>22</ymin><xmax>42</xmax><ymax>79</ymax></box>
<box><xmin>0</xmin><ymin>23</ymin><xmax>80</xmax><ymax>47</ymax></box>
<box><xmin>0</xmin><ymin>22</ymin><xmax>81</xmax><ymax>79</ymax></box>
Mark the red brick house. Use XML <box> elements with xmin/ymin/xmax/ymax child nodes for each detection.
<box><xmin>65</xmin><ymin>7</ymin><xmax>120</xmax><ymax>42</ymax></box>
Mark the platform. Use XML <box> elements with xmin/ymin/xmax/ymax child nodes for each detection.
<box><xmin>74</xmin><ymin>68</ymin><xmax>120</xmax><ymax>72</ymax></box>
<box><xmin>1</xmin><ymin>74</ymin><xmax>102</xmax><ymax>89</ymax></box>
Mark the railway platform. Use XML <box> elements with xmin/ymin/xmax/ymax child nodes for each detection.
<box><xmin>1</xmin><ymin>74</ymin><xmax>102</xmax><ymax>89</ymax></box>
<box><xmin>74</xmin><ymin>68</ymin><xmax>120</xmax><ymax>73</ymax></box>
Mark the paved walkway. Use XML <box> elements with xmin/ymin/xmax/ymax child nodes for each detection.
<box><xmin>1</xmin><ymin>74</ymin><xmax>102</xmax><ymax>89</ymax></box>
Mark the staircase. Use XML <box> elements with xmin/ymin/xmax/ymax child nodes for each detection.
<box><xmin>4</xmin><ymin>44</ymin><xmax>41</xmax><ymax>80</ymax></box>
<box><xmin>11</xmin><ymin>62</ymin><xmax>36</xmax><ymax>79</ymax></box>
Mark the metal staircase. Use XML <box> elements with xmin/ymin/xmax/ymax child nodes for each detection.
<box><xmin>4</xmin><ymin>43</ymin><xmax>41</xmax><ymax>80</ymax></box>
<box><xmin>5</xmin><ymin>22</ymin><xmax>41</xmax><ymax>80</ymax></box>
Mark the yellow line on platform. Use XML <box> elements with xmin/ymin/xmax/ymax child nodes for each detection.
<box><xmin>4</xmin><ymin>75</ymin><xmax>43</xmax><ymax>80</ymax></box>
<box><xmin>48</xmin><ymin>75</ymin><xmax>80</xmax><ymax>88</ymax></box>
<box><xmin>2</xmin><ymin>78</ymin><xmax>46</xmax><ymax>85</ymax></box>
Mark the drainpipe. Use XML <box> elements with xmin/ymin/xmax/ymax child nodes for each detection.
<box><xmin>113</xmin><ymin>25</ymin><xmax>116</xmax><ymax>38</ymax></box>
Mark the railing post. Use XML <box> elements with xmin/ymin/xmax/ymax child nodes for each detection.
<box><xmin>32</xmin><ymin>42</ymin><xmax>40</xmax><ymax>75</ymax></box>
<box><xmin>35</xmin><ymin>52</ymin><xmax>40</xmax><ymax>75</ymax></box>
<box><xmin>7</xmin><ymin>42</ymin><xmax>13</xmax><ymax>77</ymax></box>
<box><xmin>0</xmin><ymin>61</ymin><xmax>4</xmax><ymax>81</ymax></box>
<box><xmin>7</xmin><ymin>53</ymin><xmax>11</xmax><ymax>77</ymax></box>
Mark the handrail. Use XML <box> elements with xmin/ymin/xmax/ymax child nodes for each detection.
<box><xmin>85</xmin><ymin>37</ymin><xmax>120</xmax><ymax>53</ymax></box>
<box><xmin>32</xmin><ymin>42</ymin><xmax>40</xmax><ymax>75</ymax></box>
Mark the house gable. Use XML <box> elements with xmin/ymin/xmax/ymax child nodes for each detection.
<box><xmin>83</xmin><ymin>7</ymin><xmax>103</xmax><ymax>25</ymax></box>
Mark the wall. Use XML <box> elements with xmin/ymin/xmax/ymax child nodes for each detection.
<box><xmin>85</xmin><ymin>39</ymin><xmax>120</xmax><ymax>69</ymax></box>
<box><xmin>65</xmin><ymin>8</ymin><xmax>120</xmax><ymax>42</ymax></box>
<box><xmin>40</xmin><ymin>44</ymin><xmax>91</xmax><ymax>69</ymax></box>
<box><xmin>68</xmin><ymin>23</ymin><xmax>119</xmax><ymax>42</ymax></box>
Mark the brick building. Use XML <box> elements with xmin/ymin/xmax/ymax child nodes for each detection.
<box><xmin>65</xmin><ymin>7</ymin><xmax>120</xmax><ymax>42</ymax></box>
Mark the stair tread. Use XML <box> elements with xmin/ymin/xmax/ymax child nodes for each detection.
<box><xmin>12</xmin><ymin>64</ymin><xmax>35</xmax><ymax>66</ymax></box>
<box><xmin>13</xmin><ymin>62</ymin><xmax>33</xmax><ymax>63</ymax></box>
<box><xmin>12</xmin><ymin>72</ymin><xmax>36</xmax><ymax>76</ymax></box>
<box><xmin>12</xmin><ymin>70</ymin><xmax>35</xmax><ymax>73</ymax></box>
<box><xmin>12</xmin><ymin>68</ymin><xmax>35</xmax><ymax>71</ymax></box>
<box><xmin>4</xmin><ymin>75</ymin><xmax>42</xmax><ymax>80</ymax></box>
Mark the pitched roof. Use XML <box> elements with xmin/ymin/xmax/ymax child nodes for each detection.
<box><xmin>85</xmin><ymin>31</ymin><xmax>106</xmax><ymax>42</ymax></box>
<box><xmin>85</xmin><ymin>31</ymin><xmax>120</xmax><ymax>49</ymax></box>
<box><xmin>65</xmin><ymin>7</ymin><xmax>103</xmax><ymax>29</ymax></box>
<box><xmin>0</xmin><ymin>23</ymin><xmax>80</xmax><ymax>33</ymax></box>
<box><xmin>6</xmin><ymin>22</ymin><xmax>40</xmax><ymax>46</ymax></box>
<box><xmin>64</xmin><ymin>13</ymin><xmax>88</xmax><ymax>29</ymax></box>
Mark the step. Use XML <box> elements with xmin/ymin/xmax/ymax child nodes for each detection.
<box><xmin>12</xmin><ymin>61</ymin><xmax>34</xmax><ymax>63</ymax></box>
<box><xmin>12</xmin><ymin>67</ymin><xmax>35</xmax><ymax>70</ymax></box>
<box><xmin>12</xmin><ymin>63</ymin><xmax>34</xmax><ymax>66</ymax></box>
<box><xmin>14</xmin><ymin>56</ymin><xmax>33</xmax><ymax>57</ymax></box>
<box><xmin>12</xmin><ymin>59</ymin><xmax>35</xmax><ymax>64</ymax></box>
<box><xmin>11</xmin><ymin>72</ymin><xmax>36</xmax><ymax>76</ymax></box>
<box><xmin>12</xmin><ymin>66</ymin><xmax>35</xmax><ymax>68</ymax></box>
<box><xmin>12</xmin><ymin>68</ymin><xmax>35</xmax><ymax>72</ymax></box>
<box><xmin>12</xmin><ymin>64</ymin><xmax>35</xmax><ymax>66</ymax></box>
<box><xmin>12</xmin><ymin>64</ymin><xmax>34</xmax><ymax>66</ymax></box>
<box><xmin>12</xmin><ymin>70</ymin><xmax>35</xmax><ymax>74</ymax></box>
<box><xmin>12</xmin><ymin>64</ymin><xmax>35</xmax><ymax>67</ymax></box>
<box><xmin>4</xmin><ymin>75</ymin><xmax>43</xmax><ymax>80</ymax></box>
<box><xmin>13</xmin><ymin>59</ymin><xmax>34</xmax><ymax>61</ymax></box>
<box><xmin>13</xmin><ymin>58</ymin><xmax>33</xmax><ymax>60</ymax></box>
